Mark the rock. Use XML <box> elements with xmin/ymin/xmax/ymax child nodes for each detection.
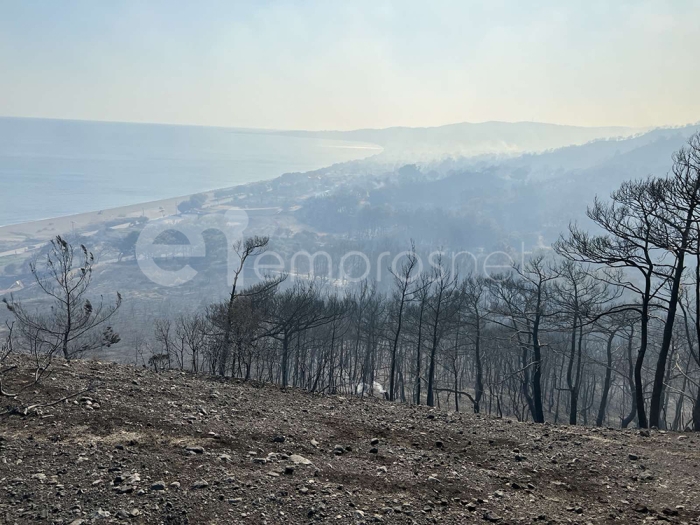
<box><xmin>284</xmin><ymin>466</ymin><xmax>295</xmax><ymax>475</ymax></box>
<box><xmin>333</xmin><ymin>445</ymin><xmax>345</xmax><ymax>455</ymax></box>
<box><xmin>370</xmin><ymin>438</ymin><xmax>380</xmax><ymax>446</ymax></box>
<box><xmin>628</xmin><ymin>453</ymin><xmax>639</xmax><ymax>461</ymax></box>
<box><xmin>289</xmin><ymin>454</ymin><xmax>312</xmax><ymax>465</ymax></box>
<box><xmin>273</xmin><ymin>435</ymin><xmax>285</xmax><ymax>443</ymax></box>
<box><xmin>169</xmin><ymin>481</ymin><xmax>181</xmax><ymax>489</ymax></box>
<box><xmin>190</xmin><ymin>480</ymin><xmax>209</xmax><ymax>490</ymax></box>
<box><xmin>186</xmin><ymin>446</ymin><xmax>205</xmax><ymax>454</ymax></box>
<box><xmin>354</xmin><ymin>509</ymin><xmax>365</xmax><ymax>519</ymax></box>
<box><xmin>311</xmin><ymin>439</ymin><xmax>319</xmax><ymax>447</ymax></box>
<box><xmin>483</xmin><ymin>511</ymin><xmax>502</xmax><ymax>522</ymax></box>
<box><xmin>124</xmin><ymin>473</ymin><xmax>140</xmax><ymax>484</ymax></box>
<box><xmin>92</xmin><ymin>508</ymin><xmax>111</xmax><ymax>519</ymax></box>
<box><xmin>369</xmin><ymin>447</ymin><xmax>379</xmax><ymax>454</ymax></box>
<box><xmin>150</xmin><ymin>481</ymin><xmax>166</xmax><ymax>491</ymax></box>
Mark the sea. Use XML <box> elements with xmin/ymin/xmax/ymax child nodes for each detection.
<box><xmin>0</xmin><ymin>117</ymin><xmax>381</xmax><ymax>227</ymax></box>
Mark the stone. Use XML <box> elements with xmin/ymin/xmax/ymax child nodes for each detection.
<box><xmin>289</xmin><ymin>454</ymin><xmax>312</xmax><ymax>465</ymax></box>
<box><xmin>124</xmin><ymin>473</ymin><xmax>140</xmax><ymax>484</ymax></box>
<box><xmin>92</xmin><ymin>508</ymin><xmax>111</xmax><ymax>519</ymax></box>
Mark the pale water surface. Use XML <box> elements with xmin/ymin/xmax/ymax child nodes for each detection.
<box><xmin>0</xmin><ymin>117</ymin><xmax>380</xmax><ymax>226</ymax></box>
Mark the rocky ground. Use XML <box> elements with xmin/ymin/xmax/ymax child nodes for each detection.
<box><xmin>0</xmin><ymin>358</ymin><xmax>699</xmax><ymax>524</ymax></box>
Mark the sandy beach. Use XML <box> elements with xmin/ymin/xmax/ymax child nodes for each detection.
<box><xmin>0</xmin><ymin>194</ymin><xmax>186</xmax><ymax>249</ymax></box>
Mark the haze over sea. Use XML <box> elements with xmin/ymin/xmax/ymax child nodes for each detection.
<box><xmin>0</xmin><ymin>117</ymin><xmax>381</xmax><ymax>227</ymax></box>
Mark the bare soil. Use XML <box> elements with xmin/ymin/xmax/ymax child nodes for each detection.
<box><xmin>1</xmin><ymin>357</ymin><xmax>699</xmax><ymax>524</ymax></box>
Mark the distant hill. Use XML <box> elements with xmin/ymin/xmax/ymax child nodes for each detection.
<box><xmin>283</xmin><ymin>121</ymin><xmax>643</xmax><ymax>160</ymax></box>
<box><xmin>499</xmin><ymin>124</ymin><xmax>700</xmax><ymax>178</ymax></box>
<box><xmin>293</xmin><ymin>123</ymin><xmax>700</xmax><ymax>248</ymax></box>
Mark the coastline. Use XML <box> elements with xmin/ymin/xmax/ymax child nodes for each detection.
<box><xmin>0</xmin><ymin>193</ymin><xmax>185</xmax><ymax>247</ymax></box>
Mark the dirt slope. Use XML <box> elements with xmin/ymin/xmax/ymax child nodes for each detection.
<box><xmin>0</xmin><ymin>358</ymin><xmax>699</xmax><ymax>524</ymax></box>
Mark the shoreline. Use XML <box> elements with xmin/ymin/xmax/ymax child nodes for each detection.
<box><xmin>0</xmin><ymin>144</ymin><xmax>384</xmax><ymax>250</ymax></box>
<box><xmin>0</xmin><ymin>193</ymin><xmax>186</xmax><ymax>247</ymax></box>
<box><xmin>0</xmin><ymin>116</ymin><xmax>385</xmax><ymax>235</ymax></box>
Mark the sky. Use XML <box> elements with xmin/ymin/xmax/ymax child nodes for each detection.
<box><xmin>1</xmin><ymin>0</ymin><xmax>699</xmax><ymax>131</ymax></box>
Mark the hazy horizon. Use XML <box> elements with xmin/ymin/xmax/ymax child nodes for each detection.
<box><xmin>0</xmin><ymin>113</ymin><xmax>655</xmax><ymax>133</ymax></box>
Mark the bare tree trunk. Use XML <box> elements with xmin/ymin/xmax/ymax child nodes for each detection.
<box><xmin>622</xmin><ymin>325</ymin><xmax>637</xmax><ymax>428</ymax></box>
<box><xmin>596</xmin><ymin>329</ymin><xmax>617</xmax><ymax>427</ymax></box>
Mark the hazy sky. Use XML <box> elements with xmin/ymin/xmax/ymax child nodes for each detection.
<box><xmin>1</xmin><ymin>0</ymin><xmax>699</xmax><ymax>130</ymax></box>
